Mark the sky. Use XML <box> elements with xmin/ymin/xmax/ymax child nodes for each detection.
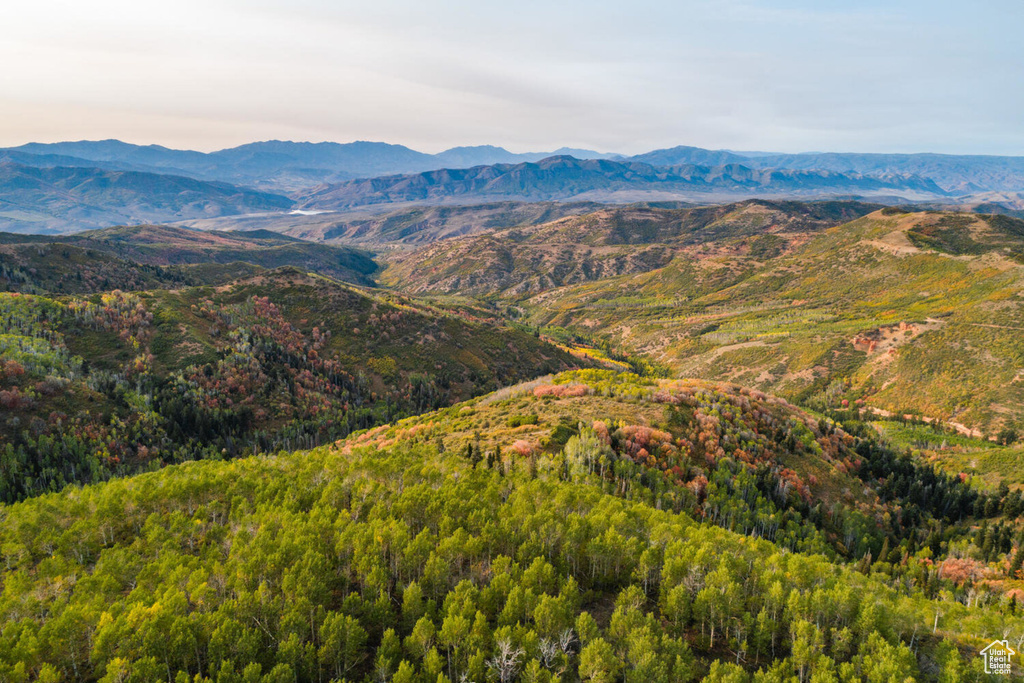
<box><xmin>2</xmin><ymin>0</ymin><xmax>1023</xmax><ymax>155</ymax></box>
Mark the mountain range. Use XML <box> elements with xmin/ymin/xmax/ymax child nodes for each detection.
<box><xmin>634</xmin><ymin>146</ymin><xmax>1024</xmax><ymax>193</ymax></box>
<box><xmin>296</xmin><ymin>156</ymin><xmax>947</xmax><ymax>210</ymax></box>
<box><xmin>7</xmin><ymin>139</ymin><xmax>1024</xmax><ymax>195</ymax></box>
<box><xmin>3</xmin><ymin>138</ymin><xmax>1024</xmax><ymax>235</ymax></box>
<box><xmin>0</xmin><ymin>155</ymin><xmax>945</xmax><ymax>236</ymax></box>
<box><xmin>0</xmin><ymin>161</ymin><xmax>292</xmax><ymax>234</ymax></box>
<box><xmin>2</xmin><ymin>140</ymin><xmax>620</xmax><ymax>191</ymax></box>
<box><xmin>2</xmin><ymin>188</ymin><xmax>1023</xmax><ymax>680</ymax></box>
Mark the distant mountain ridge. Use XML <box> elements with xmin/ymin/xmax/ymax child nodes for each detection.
<box><xmin>8</xmin><ymin>139</ymin><xmax>1024</xmax><ymax>195</ymax></box>
<box><xmin>4</xmin><ymin>138</ymin><xmax>1024</xmax><ymax>235</ymax></box>
<box><xmin>0</xmin><ymin>161</ymin><xmax>293</xmax><ymax>234</ymax></box>
<box><xmin>0</xmin><ymin>149</ymin><xmax>142</xmax><ymax>173</ymax></box>
<box><xmin>631</xmin><ymin>145</ymin><xmax>1024</xmax><ymax>193</ymax></box>
<box><xmin>296</xmin><ymin>155</ymin><xmax>948</xmax><ymax>210</ymax></box>
<box><xmin>3</xmin><ymin>139</ymin><xmax>619</xmax><ymax>191</ymax></box>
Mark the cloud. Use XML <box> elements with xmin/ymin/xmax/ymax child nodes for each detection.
<box><xmin>1</xmin><ymin>0</ymin><xmax>1022</xmax><ymax>154</ymax></box>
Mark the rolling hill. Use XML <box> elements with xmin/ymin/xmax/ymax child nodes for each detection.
<box><xmin>0</xmin><ymin>240</ymin><xmax>264</xmax><ymax>295</ymax></box>
<box><xmin>382</xmin><ymin>206</ymin><xmax>1024</xmax><ymax>435</ymax></box>
<box><xmin>0</xmin><ymin>268</ymin><xmax>584</xmax><ymax>501</ymax></box>
<box><xmin>296</xmin><ymin>156</ymin><xmax>948</xmax><ymax>211</ymax></box>
<box><xmin>380</xmin><ymin>200</ymin><xmax>881</xmax><ymax>296</ymax></box>
<box><xmin>173</xmin><ymin>201</ymin><xmax>612</xmax><ymax>245</ymax></box>
<box><xmin>59</xmin><ymin>225</ymin><xmax>379</xmax><ymax>283</ymax></box>
<box><xmin>0</xmin><ymin>199</ymin><xmax>1022</xmax><ymax>681</ymax></box>
<box><xmin>309</xmin><ymin>202</ymin><xmax>613</xmax><ymax>246</ymax></box>
<box><xmin>0</xmin><ymin>225</ymin><xmax>378</xmax><ymax>293</ymax></box>
<box><xmin>0</xmin><ymin>162</ymin><xmax>293</xmax><ymax>234</ymax></box>
<box><xmin>0</xmin><ymin>370</ymin><xmax>1016</xmax><ymax>681</ymax></box>
<box><xmin>526</xmin><ymin>210</ymin><xmax>1024</xmax><ymax>434</ymax></box>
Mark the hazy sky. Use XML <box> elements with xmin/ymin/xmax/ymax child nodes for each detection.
<box><xmin>3</xmin><ymin>0</ymin><xmax>1022</xmax><ymax>155</ymax></box>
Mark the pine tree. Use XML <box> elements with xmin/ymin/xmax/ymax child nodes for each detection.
<box><xmin>1009</xmin><ymin>546</ymin><xmax>1024</xmax><ymax>579</ymax></box>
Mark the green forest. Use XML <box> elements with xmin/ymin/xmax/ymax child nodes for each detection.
<box><xmin>1</xmin><ymin>205</ymin><xmax>1023</xmax><ymax>681</ymax></box>
<box><xmin>1</xmin><ymin>370</ymin><xmax>1022</xmax><ymax>682</ymax></box>
<box><xmin>0</xmin><ymin>272</ymin><xmax>579</xmax><ymax>503</ymax></box>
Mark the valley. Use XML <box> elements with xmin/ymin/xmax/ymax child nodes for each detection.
<box><xmin>0</xmin><ymin>267</ymin><xmax>581</xmax><ymax>502</ymax></box>
<box><xmin>7</xmin><ymin>1</ymin><xmax>1024</xmax><ymax>678</ymax></box>
<box><xmin>1</xmin><ymin>151</ymin><xmax>1023</xmax><ymax>682</ymax></box>
<box><xmin>379</xmin><ymin>204</ymin><xmax>1024</xmax><ymax>436</ymax></box>
<box><xmin>0</xmin><ymin>370</ymin><xmax>1020</xmax><ymax>682</ymax></box>
<box><xmin>10</xmin><ymin>140</ymin><xmax>1024</xmax><ymax>236</ymax></box>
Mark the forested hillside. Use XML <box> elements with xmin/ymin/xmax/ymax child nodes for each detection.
<box><xmin>176</xmin><ymin>202</ymin><xmax>607</xmax><ymax>245</ymax></box>
<box><xmin>0</xmin><ymin>371</ymin><xmax>1019</xmax><ymax>681</ymax></box>
<box><xmin>0</xmin><ymin>201</ymin><xmax>1022</xmax><ymax>681</ymax></box>
<box><xmin>0</xmin><ymin>225</ymin><xmax>378</xmax><ymax>294</ymax></box>
<box><xmin>0</xmin><ymin>270</ymin><xmax>581</xmax><ymax>502</ymax></box>
<box><xmin>7</xmin><ymin>0</ymin><xmax>1024</xmax><ymax>679</ymax></box>
<box><xmin>383</xmin><ymin>206</ymin><xmax>1024</xmax><ymax>435</ymax></box>
<box><xmin>381</xmin><ymin>201</ymin><xmax>879</xmax><ymax>296</ymax></box>
<box><xmin>0</xmin><ymin>240</ymin><xmax>265</xmax><ymax>295</ymax></box>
